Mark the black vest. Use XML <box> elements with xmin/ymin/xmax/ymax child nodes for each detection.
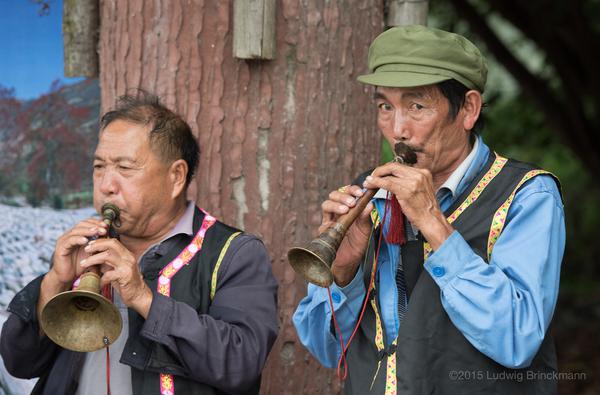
<box><xmin>122</xmin><ymin>207</ymin><xmax>249</xmax><ymax>395</ymax></box>
<box><xmin>344</xmin><ymin>154</ymin><xmax>560</xmax><ymax>395</ymax></box>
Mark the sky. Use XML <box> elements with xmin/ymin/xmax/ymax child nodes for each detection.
<box><xmin>0</xmin><ymin>0</ymin><xmax>82</xmax><ymax>100</ymax></box>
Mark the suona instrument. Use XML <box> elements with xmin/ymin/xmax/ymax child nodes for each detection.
<box><xmin>288</xmin><ymin>143</ymin><xmax>417</xmax><ymax>287</ymax></box>
<box><xmin>40</xmin><ymin>203</ymin><xmax>123</xmax><ymax>352</ymax></box>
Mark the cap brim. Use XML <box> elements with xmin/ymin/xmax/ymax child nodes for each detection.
<box><xmin>357</xmin><ymin>71</ymin><xmax>452</xmax><ymax>88</ymax></box>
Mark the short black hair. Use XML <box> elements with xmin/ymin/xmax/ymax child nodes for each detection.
<box><xmin>100</xmin><ymin>91</ymin><xmax>199</xmax><ymax>187</ymax></box>
<box><xmin>436</xmin><ymin>79</ymin><xmax>485</xmax><ymax>133</ymax></box>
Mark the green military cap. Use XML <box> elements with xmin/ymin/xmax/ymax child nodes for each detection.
<box><xmin>357</xmin><ymin>25</ymin><xmax>487</xmax><ymax>92</ymax></box>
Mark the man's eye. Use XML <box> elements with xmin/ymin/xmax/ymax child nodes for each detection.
<box><xmin>118</xmin><ymin>166</ymin><xmax>132</xmax><ymax>171</ymax></box>
<box><xmin>93</xmin><ymin>164</ymin><xmax>104</xmax><ymax>170</ymax></box>
<box><xmin>378</xmin><ymin>103</ymin><xmax>393</xmax><ymax>111</ymax></box>
<box><xmin>411</xmin><ymin>103</ymin><xmax>425</xmax><ymax>110</ymax></box>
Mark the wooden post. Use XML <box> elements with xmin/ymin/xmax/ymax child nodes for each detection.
<box><xmin>387</xmin><ymin>0</ymin><xmax>429</xmax><ymax>27</ymax></box>
<box><xmin>233</xmin><ymin>0</ymin><xmax>276</xmax><ymax>59</ymax></box>
<box><xmin>63</xmin><ymin>0</ymin><xmax>99</xmax><ymax>77</ymax></box>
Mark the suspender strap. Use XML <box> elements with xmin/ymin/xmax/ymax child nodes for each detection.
<box><xmin>210</xmin><ymin>231</ymin><xmax>242</xmax><ymax>300</ymax></box>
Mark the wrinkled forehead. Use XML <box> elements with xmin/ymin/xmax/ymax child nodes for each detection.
<box><xmin>96</xmin><ymin>120</ymin><xmax>152</xmax><ymax>156</ymax></box>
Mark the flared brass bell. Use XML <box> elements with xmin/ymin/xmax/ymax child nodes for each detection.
<box><xmin>40</xmin><ymin>203</ymin><xmax>123</xmax><ymax>352</ymax></box>
<box><xmin>288</xmin><ymin>142</ymin><xmax>417</xmax><ymax>287</ymax></box>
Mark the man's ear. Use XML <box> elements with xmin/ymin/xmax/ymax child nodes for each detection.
<box><xmin>169</xmin><ymin>159</ymin><xmax>188</xmax><ymax>199</ymax></box>
<box><xmin>462</xmin><ymin>90</ymin><xmax>483</xmax><ymax>131</ymax></box>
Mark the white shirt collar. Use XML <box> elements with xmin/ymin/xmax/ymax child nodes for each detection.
<box><xmin>437</xmin><ymin>136</ymin><xmax>479</xmax><ymax>198</ymax></box>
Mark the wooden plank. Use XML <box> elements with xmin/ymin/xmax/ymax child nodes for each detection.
<box><xmin>63</xmin><ymin>0</ymin><xmax>99</xmax><ymax>77</ymax></box>
<box><xmin>387</xmin><ymin>0</ymin><xmax>429</xmax><ymax>27</ymax></box>
<box><xmin>233</xmin><ymin>0</ymin><xmax>276</xmax><ymax>60</ymax></box>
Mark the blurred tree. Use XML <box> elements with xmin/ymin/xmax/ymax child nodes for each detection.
<box><xmin>0</xmin><ymin>82</ymin><xmax>92</xmax><ymax>207</ymax></box>
<box><xmin>441</xmin><ymin>0</ymin><xmax>600</xmax><ymax>179</ymax></box>
<box><xmin>0</xmin><ymin>85</ymin><xmax>23</xmax><ymax>198</ymax></box>
<box><xmin>18</xmin><ymin>90</ymin><xmax>91</xmax><ymax>207</ymax></box>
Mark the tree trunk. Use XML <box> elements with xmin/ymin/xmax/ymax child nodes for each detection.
<box><xmin>63</xmin><ymin>0</ymin><xmax>99</xmax><ymax>77</ymax></box>
<box><xmin>99</xmin><ymin>0</ymin><xmax>383</xmax><ymax>393</ymax></box>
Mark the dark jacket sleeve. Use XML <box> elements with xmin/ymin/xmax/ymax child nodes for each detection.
<box><xmin>139</xmin><ymin>235</ymin><xmax>279</xmax><ymax>393</ymax></box>
<box><xmin>0</xmin><ymin>275</ymin><xmax>61</xmax><ymax>379</ymax></box>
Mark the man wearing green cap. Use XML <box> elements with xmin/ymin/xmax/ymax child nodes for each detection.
<box><xmin>293</xmin><ymin>25</ymin><xmax>564</xmax><ymax>394</ymax></box>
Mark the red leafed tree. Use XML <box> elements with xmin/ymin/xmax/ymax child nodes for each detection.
<box><xmin>14</xmin><ymin>84</ymin><xmax>93</xmax><ymax>206</ymax></box>
<box><xmin>0</xmin><ymin>85</ymin><xmax>23</xmax><ymax>197</ymax></box>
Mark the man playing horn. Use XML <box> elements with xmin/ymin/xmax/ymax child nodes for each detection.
<box><xmin>1</xmin><ymin>93</ymin><xmax>278</xmax><ymax>395</ymax></box>
<box><xmin>293</xmin><ymin>26</ymin><xmax>565</xmax><ymax>394</ymax></box>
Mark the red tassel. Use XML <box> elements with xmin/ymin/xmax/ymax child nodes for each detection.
<box><xmin>101</xmin><ymin>284</ymin><xmax>112</xmax><ymax>301</ymax></box>
<box><xmin>384</xmin><ymin>195</ymin><xmax>406</xmax><ymax>245</ymax></box>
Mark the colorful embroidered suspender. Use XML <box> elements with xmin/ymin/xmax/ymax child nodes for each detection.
<box><xmin>156</xmin><ymin>210</ymin><xmax>217</xmax><ymax>395</ymax></box>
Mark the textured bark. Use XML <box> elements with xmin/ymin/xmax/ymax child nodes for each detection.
<box><xmin>99</xmin><ymin>1</ymin><xmax>383</xmax><ymax>393</ymax></box>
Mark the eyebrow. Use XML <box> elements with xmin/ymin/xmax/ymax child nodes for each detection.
<box><xmin>93</xmin><ymin>155</ymin><xmax>138</xmax><ymax>164</ymax></box>
<box><xmin>373</xmin><ymin>91</ymin><xmax>387</xmax><ymax>101</ymax></box>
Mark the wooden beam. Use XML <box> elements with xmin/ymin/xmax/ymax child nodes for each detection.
<box><xmin>63</xmin><ymin>0</ymin><xmax>99</xmax><ymax>77</ymax></box>
<box><xmin>387</xmin><ymin>0</ymin><xmax>429</xmax><ymax>27</ymax></box>
<box><xmin>233</xmin><ymin>0</ymin><xmax>276</xmax><ymax>60</ymax></box>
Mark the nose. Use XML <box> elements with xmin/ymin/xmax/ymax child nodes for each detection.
<box><xmin>97</xmin><ymin>169</ymin><xmax>118</xmax><ymax>196</ymax></box>
<box><xmin>392</xmin><ymin>109</ymin><xmax>410</xmax><ymax>140</ymax></box>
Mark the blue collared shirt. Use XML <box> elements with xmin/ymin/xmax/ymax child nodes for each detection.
<box><xmin>292</xmin><ymin>135</ymin><xmax>565</xmax><ymax>369</ymax></box>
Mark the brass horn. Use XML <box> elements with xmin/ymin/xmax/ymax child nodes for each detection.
<box><xmin>40</xmin><ymin>203</ymin><xmax>123</xmax><ymax>352</ymax></box>
<box><xmin>288</xmin><ymin>143</ymin><xmax>417</xmax><ymax>287</ymax></box>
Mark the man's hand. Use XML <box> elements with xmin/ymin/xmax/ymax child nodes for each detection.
<box><xmin>321</xmin><ymin>185</ymin><xmax>373</xmax><ymax>287</ymax></box>
<box><xmin>38</xmin><ymin>218</ymin><xmax>109</xmax><ymax>330</ymax></box>
<box><xmin>49</xmin><ymin>218</ymin><xmax>108</xmax><ymax>284</ymax></box>
<box><xmin>81</xmin><ymin>238</ymin><xmax>153</xmax><ymax>318</ymax></box>
<box><xmin>364</xmin><ymin>162</ymin><xmax>454</xmax><ymax>250</ymax></box>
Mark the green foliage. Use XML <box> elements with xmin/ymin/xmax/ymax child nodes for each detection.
<box><xmin>381</xmin><ymin>138</ymin><xmax>395</xmax><ymax>164</ymax></box>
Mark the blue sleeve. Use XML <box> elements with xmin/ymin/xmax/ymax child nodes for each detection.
<box><xmin>423</xmin><ymin>174</ymin><xmax>565</xmax><ymax>368</ymax></box>
<box><xmin>292</xmin><ymin>269</ymin><xmax>366</xmax><ymax>368</ymax></box>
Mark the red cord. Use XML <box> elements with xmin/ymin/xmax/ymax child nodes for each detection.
<box><xmin>106</xmin><ymin>346</ymin><xmax>111</xmax><ymax>395</ymax></box>
<box><xmin>327</xmin><ymin>194</ymin><xmax>392</xmax><ymax>380</ymax></box>
<box><xmin>104</xmin><ymin>284</ymin><xmax>113</xmax><ymax>395</ymax></box>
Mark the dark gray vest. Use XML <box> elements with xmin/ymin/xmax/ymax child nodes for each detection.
<box><xmin>344</xmin><ymin>154</ymin><xmax>560</xmax><ymax>395</ymax></box>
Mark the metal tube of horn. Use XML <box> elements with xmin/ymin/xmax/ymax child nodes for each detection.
<box><xmin>40</xmin><ymin>203</ymin><xmax>123</xmax><ymax>352</ymax></box>
<box><xmin>288</xmin><ymin>143</ymin><xmax>417</xmax><ymax>287</ymax></box>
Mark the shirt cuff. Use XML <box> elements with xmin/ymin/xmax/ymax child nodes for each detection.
<box><xmin>308</xmin><ymin>267</ymin><xmax>366</xmax><ymax>315</ymax></box>
<box><xmin>424</xmin><ymin>230</ymin><xmax>475</xmax><ymax>289</ymax></box>
<box><xmin>335</xmin><ymin>266</ymin><xmax>365</xmax><ymax>297</ymax></box>
<box><xmin>140</xmin><ymin>292</ymin><xmax>174</xmax><ymax>341</ymax></box>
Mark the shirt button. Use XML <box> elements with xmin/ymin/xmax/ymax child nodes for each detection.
<box><xmin>432</xmin><ymin>267</ymin><xmax>446</xmax><ymax>277</ymax></box>
<box><xmin>331</xmin><ymin>292</ymin><xmax>341</xmax><ymax>303</ymax></box>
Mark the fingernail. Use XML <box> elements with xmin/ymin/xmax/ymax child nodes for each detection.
<box><xmin>98</xmin><ymin>227</ymin><xmax>106</xmax><ymax>234</ymax></box>
<box><xmin>80</xmin><ymin>259</ymin><xmax>86</xmax><ymax>266</ymax></box>
<box><xmin>366</xmin><ymin>176</ymin><xmax>373</xmax><ymax>181</ymax></box>
<box><xmin>346</xmin><ymin>198</ymin><xmax>354</xmax><ymax>205</ymax></box>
